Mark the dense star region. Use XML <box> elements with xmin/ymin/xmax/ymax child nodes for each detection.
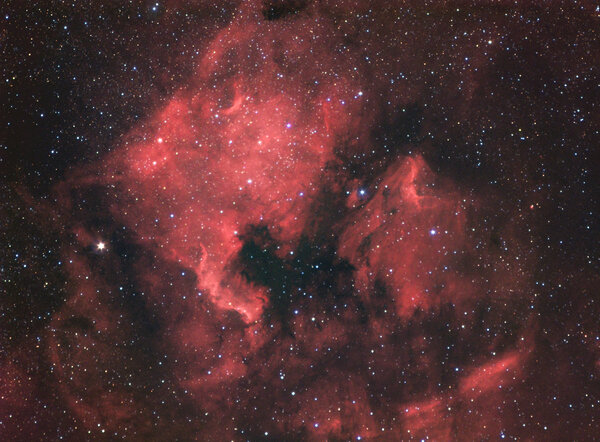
<box><xmin>1</xmin><ymin>0</ymin><xmax>599</xmax><ymax>440</ymax></box>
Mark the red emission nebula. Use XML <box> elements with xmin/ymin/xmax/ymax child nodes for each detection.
<box><xmin>3</xmin><ymin>0</ymin><xmax>599</xmax><ymax>441</ymax></box>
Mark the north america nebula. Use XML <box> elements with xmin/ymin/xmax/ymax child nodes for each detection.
<box><xmin>1</xmin><ymin>0</ymin><xmax>599</xmax><ymax>440</ymax></box>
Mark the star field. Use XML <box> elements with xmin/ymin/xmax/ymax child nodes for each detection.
<box><xmin>1</xmin><ymin>1</ymin><xmax>599</xmax><ymax>440</ymax></box>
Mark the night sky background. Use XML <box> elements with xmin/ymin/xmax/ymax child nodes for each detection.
<box><xmin>1</xmin><ymin>1</ymin><xmax>599</xmax><ymax>440</ymax></box>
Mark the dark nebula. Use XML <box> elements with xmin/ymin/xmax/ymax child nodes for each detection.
<box><xmin>1</xmin><ymin>0</ymin><xmax>599</xmax><ymax>440</ymax></box>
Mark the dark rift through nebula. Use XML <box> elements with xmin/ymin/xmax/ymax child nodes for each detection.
<box><xmin>2</xmin><ymin>0</ymin><xmax>599</xmax><ymax>440</ymax></box>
